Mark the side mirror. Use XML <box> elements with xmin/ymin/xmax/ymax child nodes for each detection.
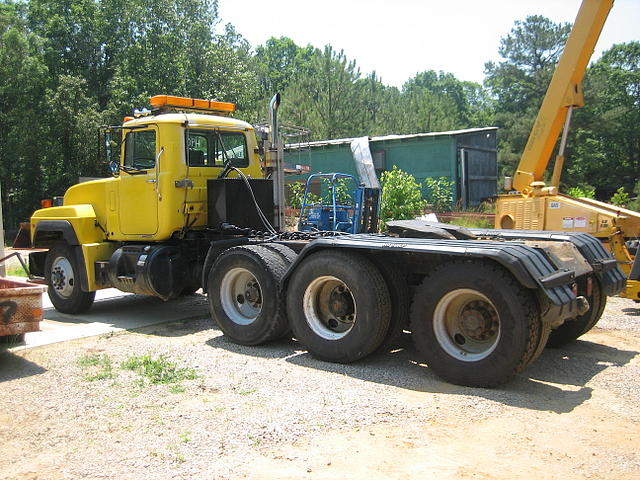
<box><xmin>100</xmin><ymin>127</ymin><xmax>120</xmax><ymax>177</ymax></box>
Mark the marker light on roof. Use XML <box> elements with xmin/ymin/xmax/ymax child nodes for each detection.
<box><xmin>150</xmin><ymin>95</ymin><xmax>236</xmax><ymax>114</ymax></box>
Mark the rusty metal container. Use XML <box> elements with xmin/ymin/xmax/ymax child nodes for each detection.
<box><xmin>0</xmin><ymin>278</ymin><xmax>46</xmax><ymax>336</ymax></box>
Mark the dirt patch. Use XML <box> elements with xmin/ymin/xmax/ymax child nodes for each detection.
<box><xmin>1</xmin><ymin>296</ymin><xmax>638</xmax><ymax>479</ymax></box>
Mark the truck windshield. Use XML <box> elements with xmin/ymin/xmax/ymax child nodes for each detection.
<box><xmin>187</xmin><ymin>129</ymin><xmax>248</xmax><ymax>168</ymax></box>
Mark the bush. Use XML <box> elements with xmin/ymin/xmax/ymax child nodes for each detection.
<box><xmin>379</xmin><ymin>166</ymin><xmax>426</xmax><ymax>228</ymax></box>
<box><xmin>566</xmin><ymin>184</ymin><xmax>596</xmax><ymax>199</ymax></box>
<box><xmin>323</xmin><ymin>178</ymin><xmax>353</xmax><ymax>205</ymax></box>
<box><xmin>423</xmin><ymin>177</ymin><xmax>455</xmax><ymax>213</ymax></box>
<box><xmin>286</xmin><ymin>182</ymin><xmax>305</xmax><ymax>209</ymax></box>
<box><xmin>610</xmin><ymin>187</ymin><xmax>630</xmax><ymax>207</ymax></box>
<box><xmin>628</xmin><ymin>181</ymin><xmax>640</xmax><ymax>212</ymax></box>
<box><xmin>286</xmin><ymin>181</ymin><xmax>320</xmax><ymax>209</ymax></box>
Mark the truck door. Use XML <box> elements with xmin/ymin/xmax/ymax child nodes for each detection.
<box><xmin>119</xmin><ymin>127</ymin><xmax>159</xmax><ymax>235</ymax></box>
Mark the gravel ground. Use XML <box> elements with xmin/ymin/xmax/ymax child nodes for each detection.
<box><xmin>1</xmin><ymin>295</ymin><xmax>639</xmax><ymax>480</ymax></box>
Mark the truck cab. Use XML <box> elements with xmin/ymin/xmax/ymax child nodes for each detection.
<box><xmin>29</xmin><ymin>95</ymin><xmax>265</xmax><ymax>311</ymax></box>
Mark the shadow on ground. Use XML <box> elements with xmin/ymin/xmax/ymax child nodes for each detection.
<box><xmin>205</xmin><ymin>332</ymin><xmax>638</xmax><ymax>414</ymax></box>
<box><xmin>41</xmin><ymin>293</ymin><xmax>210</xmax><ymax>337</ymax></box>
<box><xmin>0</xmin><ymin>351</ymin><xmax>47</xmax><ymax>382</ymax></box>
<box><xmin>622</xmin><ymin>306</ymin><xmax>640</xmax><ymax>316</ymax></box>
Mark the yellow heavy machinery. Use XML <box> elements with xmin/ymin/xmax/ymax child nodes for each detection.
<box><xmin>495</xmin><ymin>0</ymin><xmax>640</xmax><ymax>301</ymax></box>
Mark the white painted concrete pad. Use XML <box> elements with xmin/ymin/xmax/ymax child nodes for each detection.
<box><xmin>9</xmin><ymin>287</ymin><xmax>209</xmax><ymax>351</ymax></box>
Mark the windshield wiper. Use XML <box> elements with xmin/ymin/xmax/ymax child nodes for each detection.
<box><xmin>118</xmin><ymin>164</ymin><xmax>148</xmax><ymax>175</ymax></box>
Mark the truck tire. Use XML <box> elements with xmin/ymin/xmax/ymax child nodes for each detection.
<box><xmin>285</xmin><ymin>250</ymin><xmax>391</xmax><ymax>363</ymax></box>
<box><xmin>546</xmin><ymin>279</ymin><xmax>606</xmax><ymax>348</ymax></box>
<box><xmin>370</xmin><ymin>258</ymin><xmax>410</xmax><ymax>352</ymax></box>
<box><xmin>207</xmin><ymin>245</ymin><xmax>288</xmax><ymax>345</ymax></box>
<box><xmin>259</xmin><ymin>243</ymin><xmax>297</xmax><ymax>266</ymax></box>
<box><xmin>257</xmin><ymin>242</ymin><xmax>298</xmax><ymax>340</ymax></box>
<box><xmin>410</xmin><ymin>261</ymin><xmax>542</xmax><ymax>388</ymax></box>
<box><xmin>45</xmin><ymin>243</ymin><xmax>96</xmax><ymax>314</ymax></box>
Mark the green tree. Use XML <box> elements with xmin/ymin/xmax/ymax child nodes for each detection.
<box><xmin>484</xmin><ymin>15</ymin><xmax>571</xmax><ymax>178</ymax></box>
<box><xmin>45</xmin><ymin>75</ymin><xmax>106</xmax><ymax>193</ymax></box>
<box><xmin>253</xmin><ymin>36</ymin><xmax>316</xmax><ymax>97</ymax></box>
<box><xmin>282</xmin><ymin>45</ymin><xmax>363</xmax><ymax>140</ymax></box>
<box><xmin>0</xmin><ymin>3</ymin><xmax>49</xmax><ymax>228</ymax></box>
<box><xmin>485</xmin><ymin>15</ymin><xmax>571</xmax><ymax>109</ymax></box>
<box><xmin>565</xmin><ymin>42</ymin><xmax>640</xmax><ymax>199</ymax></box>
<box><xmin>404</xmin><ymin>71</ymin><xmax>468</xmax><ymax>128</ymax></box>
<box><xmin>26</xmin><ymin>0</ymin><xmax>103</xmax><ymax>97</ymax></box>
<box><xmin>397</xmin><ymin>70</ymin><xmax>493</xmax><ymax>134</ymax></box>
<box><xmin>355</xmin><ymin>71</ymin><xmax>403</xmax><ymax>136</ymax></box>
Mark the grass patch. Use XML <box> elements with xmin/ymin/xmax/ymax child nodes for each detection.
<box><xmin>168</xmin><ymin>443</ymin><xmax>187</xmax><ymax>463</ymax></box>
<box><xmin>77</xmin><ymin>354</ymin><xmax>115</xmax><ymax>381</ymax></box>
<box><xmin>446</xmin><ymin>216</ymin><xmax>494</xmax><ymax>229</ymax></box>
<box><xmin>248</xmin><ymin>434</ymin><xmax>262</xmax><ymax>447</ymax></box>
<box><xmin>4</xmin><ymin>264</ymin><xmax>28</xmax><ymax>277</ymax></box>
<box><xmin>120</xmin><ymin>354</ymin><xmax>197</xmax><ymax>385</ymax></box>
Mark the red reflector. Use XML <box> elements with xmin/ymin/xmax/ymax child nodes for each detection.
<box><xmin>586</xmin><ymin>277</ymin><xmax>593</xmax><ymax>297</ymax></box>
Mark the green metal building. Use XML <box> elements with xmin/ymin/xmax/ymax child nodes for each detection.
<box><xmin>284</xmin><ymin>127</ymin><xmax>498</xmax><ymax>208</ymax></box>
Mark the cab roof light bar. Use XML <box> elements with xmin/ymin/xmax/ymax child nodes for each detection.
<box><xmin>149</xmin><ymin>95</ymin><xmax>236</xmax><ymax>115</ymax></box>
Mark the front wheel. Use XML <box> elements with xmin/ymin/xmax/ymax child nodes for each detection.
<box><xmin>410</xmin><ymin>261</ymin><xmax>543</xmax><ymax>388</ymax></box>
<box><xmin>45</xmin><ymin>243</ymin><xmax>95</xmax><ymax>314</ymax></box>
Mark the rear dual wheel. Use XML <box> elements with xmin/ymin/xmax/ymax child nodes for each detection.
<box><xmin>371</xmin><ymin>258</ymin><xmax>410</xmax><ymax>352</ymax></box>
<box><xmin>286</xmin><ymin>250</ymin><xmax>391</xmax><ymax>363</ymax></box>
<box><xmin>410</xmin><ymin>261</ymin><xmax>545</xmax><ymax>388</ymax></box>
<box><xmin>207</xmin><ymin>244</ymin><xmax>295</xmax><ymax>345</ymax></box>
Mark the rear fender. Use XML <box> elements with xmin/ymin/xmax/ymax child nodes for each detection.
<box><xmin>281</xmin><ymin>234</ymin><xmax>583</xmax><ymax>325</ymax></box>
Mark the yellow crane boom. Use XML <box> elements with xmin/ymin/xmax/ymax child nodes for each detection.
<box><xmin>512</xmin><ymin>0</ymin><xmax>612</xmax><ymax>194</ymax></box>
<box><xmin>496</xmin><ymin>0</ymin><xmax>640</xmax><ymax>301</ymax></box>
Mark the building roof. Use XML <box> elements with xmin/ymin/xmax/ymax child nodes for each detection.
<box><xmin>285</xmin><ymin>127</ymin><xmax>497</xmax><ymax>150</ymax></box>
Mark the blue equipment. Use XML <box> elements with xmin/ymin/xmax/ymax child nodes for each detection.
<box><xmin>298</xmin><ymin>173</ymin><xmax>380</xmax><ymax>234</ymax></box>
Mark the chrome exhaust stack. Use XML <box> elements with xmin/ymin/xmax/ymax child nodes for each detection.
<box><xmin>268</xmin><ymin>93</ymin><xmax>285</xmax><ymax>231</ymax></box>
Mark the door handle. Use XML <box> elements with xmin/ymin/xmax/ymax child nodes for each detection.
<box><xmin>146</xmin><ymin>179</ymin><xmax>157</xmax><ymax>184</ymax></box>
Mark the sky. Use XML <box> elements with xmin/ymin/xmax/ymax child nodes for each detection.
<box><xmin>217</xmin><ymin>0</ymin><xmax>640</xmax><ymax>87</ymax></box>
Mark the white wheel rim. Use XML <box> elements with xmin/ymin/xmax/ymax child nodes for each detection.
<box><xmin>220</xmin><ymin>268</ymin><xmax>262</xmax><ymax>325</ymax></box>
<box><xmin>433</xmin><ymin>288</ymin><xmax>501</xmax><ymax>362</ymax></box>
<box><xmin>51</xmin><ymin>256</ymin><xmax>75</xmax><ymax>299</ymax></box>
<box><xmin>303</xmin><ymin>275</ymin><xmax>356</xmax><ymax>340</ymax></box>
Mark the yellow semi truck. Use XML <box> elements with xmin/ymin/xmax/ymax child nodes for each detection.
<box><xmin>28</xmin><ymin>93</ymin><xmax>624</xmax><ymax>387</ymax></box>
